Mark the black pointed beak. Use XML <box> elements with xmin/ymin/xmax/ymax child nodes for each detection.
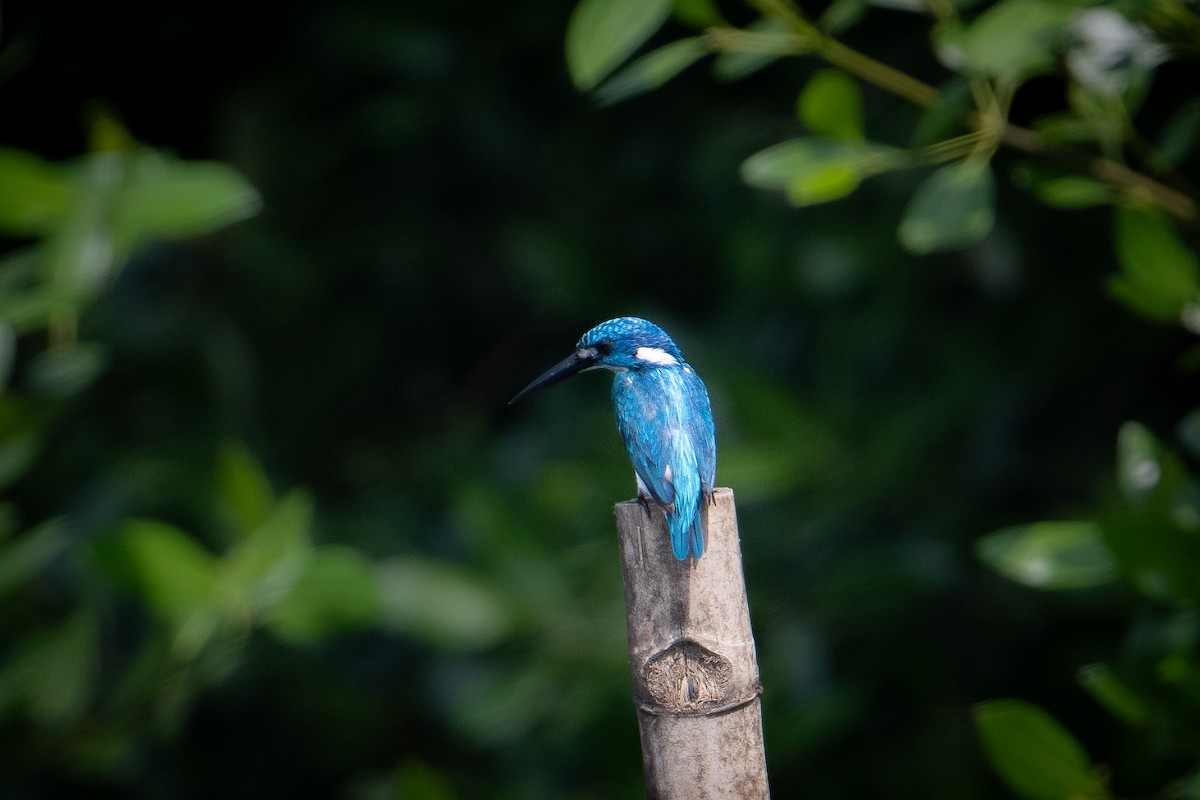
<box><xmin>509</xmin><ymin>350</ymin><xmax>595</xmax><ymax>405</ymax></box>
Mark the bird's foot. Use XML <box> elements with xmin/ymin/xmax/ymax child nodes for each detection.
<box><xmin>637</xmin><ymin>494</ymin><xmax>653</xmax><ymax>516</ymax></box>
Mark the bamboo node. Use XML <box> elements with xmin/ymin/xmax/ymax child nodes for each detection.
<box><xmin>642</xmin><ymin>639</ymin><xmax>736</xmax><ymax>714</ymax></box>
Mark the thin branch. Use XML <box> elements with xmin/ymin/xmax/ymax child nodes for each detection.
<box><xmin>702</xmin><ymin>27</ymin><xmax>807</xmax><ymax>56</ymax></box>
<box><xmin>816</xmin><ymin>37</ymin><xmax>941</xmax><ymax>109</ymax></box>
<box><xmin>997</xmin><ymin>123</ymin><xmax>1199</xmax><ymax>220</ymax></box>
<box><xmin>715</xmin><ymin>0</ymin><xmax>1200</xmax><ymax>222</ymax></box>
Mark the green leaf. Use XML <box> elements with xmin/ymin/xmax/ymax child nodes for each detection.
<box><xmin>819</xmin><ymin>0</ymin><xmax>868</xmax><ymax>35</ymax></box>
<box><xmin>741</xmin><ymin>137</ymin><xmax>874</xmax><ymax>206</ymax></box>
<box><xmin>24</xmin><ymin>342</ymin><xmax>108</xmax><ymax>398</ymax></box>
<box><xmin>1112</xmin><ymin>420</ymin><xmax>1191</xmax><ymax>534</ymax></box>
<box><xmin>1077</xmin><ymin>663</ymin><xmax>1151</xmax><ymax>727</ymax></box>
<box><xmin>1032</xmin><ymin>176</ymin><xmax>1114</xmax><ymax>208</ymax></box>
<box><xmin>1012</xmin><ymin>164</ymin><xmax>1114</xmax><ymax>208</ymax></box>
<box><xmin>376</xmin><ymin>557</ymin><xmax>513</xmax><ymax>650</ymax></box>
<box><xmin>0</xmin><ymin>147</ymin><xmax>75</xmax><ymax>236</ymax></box>
<box><xmin>898</xmin><ymin>162</ymin><xmax>995</xmax><ymax>254</ymax></box>
<box><xmin>268</xmin><ymin>546</ymin><xmax>380</xmax><ymax>644</ymax></box>
<box><xmin>789</xmin><ymin>161</ymin><xmax>861</xmax><ymax>205</ymax></box>
<box><xmin>217</xmin><ymin>440</ymin><xmax>275</xmax><ymax>539</ymax></box>
<box><xmin>46</xmin><ymin>157</ymin><xmax>121</xmax><ymax>302</ymax></box>
<box><xmin>741</xmin><ymin>140</ymin><xmax>821</xmax><ymax>191</ymax></box>
<box><xmin>930</xmin><ymin>20</ymin><xmax>969</xmax><ymax>72</ymax></box>
<box><xmin>977</xmin><ymin>521</ymin><xmax>1117</xmax><ymax>589</ymax></box>
<box><xmin>594</xmin><ymin>37</ymin><xmax>707</xmax><ymax>106</ymax></box>
<box><xmin>1100</xmin><ymin>512</ymin><xmax>1200</xmax><ymax>605</ymax></box>
<box><xmin>672</xmin><ymin>0</ymin><xmax>723</xmax><ymax>27</ymax></box>
<box><xmin>1109</xmin><ymin>207</ymin><xmax>1199</xmax><ymax>323</ymax></box>
<box><xmin>1107</xmin><ymin>277</ymin><xmax>1181</xmax><ymax>324</ymax></box>
<box><xmin>94</xmin><ymin>519</ymin><xmax>222</xmax><ymax>625</ymax></box>
<box><xmin>115</xmin><ymin>151</ymin><xmax>261</xmax><ymax>244</ymax></box>
<box><xmin>973</xmin><ymin>699</ymin><xmax>1105</xmax><ymax>800</ymax></box>
<box><xmin>223</xmin><ymin>489</ymin><xmax>314</xmax><ymax>613</ymax></box>
<box><xmin>1116</xmin><ymin>421</ymin><xmax>1169</xmax><ymax>506</ymax></box>
<box><xmin>797</xmin><ymin>70</ymin><xmax>865</xmax><ymax>142</ymax></box>
<box><xmin>953</xmin><ymin>0</ymin><xmax>1073</xmax><ymax>80</ymax></box>
<box><xmin>912</xmin><ymin>78</ymin><xmax>972</xmax><ymax>145</ymax></box>
<box><xmin>565</xmin><ymin>0</ymin><xmax>673</xmax><ymax>91</ymax></box>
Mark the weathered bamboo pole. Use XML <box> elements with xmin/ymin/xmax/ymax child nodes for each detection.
<box><xmin>614</xmin><ymin>488</ymin><xmax>769</xmax><ymax>799</ymax></box>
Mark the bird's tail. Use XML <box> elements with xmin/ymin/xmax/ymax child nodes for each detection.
<box><xmin>669</xmin><ymin>500</ymin><xmax>706</xmax><ymax>560</ymax></box>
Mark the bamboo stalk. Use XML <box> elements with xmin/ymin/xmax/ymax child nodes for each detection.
<box><xmin>614</xmin><ymin>488</ymin><xmax>770</xmax><ymax>799</ymax></box>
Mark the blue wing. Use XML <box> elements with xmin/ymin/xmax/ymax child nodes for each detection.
<box><xmin>612</xmin><ymin>367</ymin><xmax>713</xmax><ymax>559</ymax></box>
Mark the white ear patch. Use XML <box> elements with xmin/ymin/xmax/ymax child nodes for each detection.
<box><xmin>635</xmin><ymin>346</ymin><xmax>678</xmax><ymax>366</ymax></box>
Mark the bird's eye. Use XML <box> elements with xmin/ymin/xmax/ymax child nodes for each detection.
<box><xmin>594</xmin><ymin>340</ymin><xmax>613</xmax><ymax>356</ymax></box>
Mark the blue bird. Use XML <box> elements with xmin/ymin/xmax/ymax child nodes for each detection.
<box><xmin>510</xmin><ymin>317</ymin><xmax>717</xmax><ymax>560</ymax></box>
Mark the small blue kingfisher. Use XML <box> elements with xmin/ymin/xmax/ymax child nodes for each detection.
<box><xmin>510</xmin><ymin>317</ymin><xmax>717</xmax><ymax>560</ymax></box>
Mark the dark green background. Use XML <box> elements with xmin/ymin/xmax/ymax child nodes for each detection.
<box><xmin>2</xmin><ymin>0</ymin><xmax>1196</xmax><ymax>797</ymax></box>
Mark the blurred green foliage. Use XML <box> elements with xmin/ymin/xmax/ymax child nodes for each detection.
<box><xmin>973</xmin><ymin>422</ymin><xmax>1200</xmax><ymax>798</ymax></box>
<box><xmin>0</xmin><ymin>0</ymin><xmax>1198</xmax><ymax>797</ymax></box>
<box><xmin>570</xmin><ymin>0</ymin><xmax>1200</xmax><ymax>794</ymax></box>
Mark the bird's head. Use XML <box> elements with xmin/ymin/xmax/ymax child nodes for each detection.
<box><xmin>509</xmin><ymin>317</ymin><xmax>685</xmax><ymax>404</ymax></box>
